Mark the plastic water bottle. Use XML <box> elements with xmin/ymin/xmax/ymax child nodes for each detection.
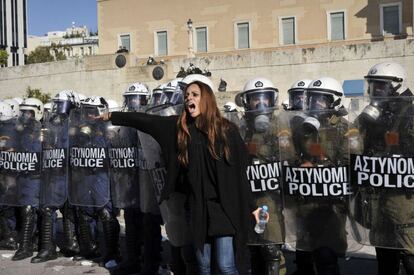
<box><xmin>254</xmin><ymin>205</ymin><xmax>268</xmax><ymax>234</ymax></box>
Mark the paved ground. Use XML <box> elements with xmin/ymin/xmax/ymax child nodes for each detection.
<box><xmin>0</xmin><ymin>244</ymin><xmax>387</xmax><ymax>275</ymax></box>
<box><xmin>0</xmin><ymin>217</ymin><xmax>406</xmax><ymax>275</ymax></box>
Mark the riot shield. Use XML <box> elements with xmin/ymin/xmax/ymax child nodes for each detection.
<box><xmin>348</xmin><ymin>96</ymin><xmax>414</xmax><ymax>250</ymax></box>
<box><xmin>0</xmin><ymin>118</ymin><xmax>41</xmax><ymax>206</ymax></box>
<box><xmin>279</xmin><ymin>109</ymin><xmax>361</xmax><ymax>254</ymax></box>
<box><xmin>107</xmin><ymin>122</ymin><xmax>140</xmax><ymax>209</ymax></box>
<box><xmin>0</xmin><ymin>118</ymin><xmax>19</xmax><ymax>205</ymax></box>
<box><xmin>240</xmin><ymin>107</ymin><xmax>285</xmax><ymax>245</ymax></box>
<box><xmin>139</xmin><ymin>104</ymin><xmax>192</xmax><ymax>246</ymax></box>
<box><xmin>40</xmin><ymin>113</ymin><xmax>69</xmax><ymax>207</ymax></box>
<box><xmin>68</xmin><ymin>108</ymin><xmax>110</xmax><ymax>207</ymax></box>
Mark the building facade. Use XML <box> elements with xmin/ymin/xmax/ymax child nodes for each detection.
<box><xmin>0</xmin><ymin>0</ymin><xmax>27</xmax><ymax>66</ymax></box>
<box><xmin>27</xmin><ymin>25</ymin><xmax>99</xmax><ymax>59</ymax></box>
<box><xmin>97</xmin><ymin>0</ymin><xmax>414</xmax><ymax>58</ymax></box>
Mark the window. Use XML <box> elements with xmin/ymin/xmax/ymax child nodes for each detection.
<box><xmin>119</xmin><ymin>34</ymin><xmax>131</xmax><ymax>51</ymax></box>
<box><xmin>196</xmin><ymin>27</ymin><xmax>207</xmax><ymax>53</ymax></box>
<box><xmin>88</xmin><ymin>46</ymin><xmax>92</xmax><ymax>55</ymax></box>
<box><xmin>380</xmin><ymin>3</ymin><xmax>401</xmax><ymax>35</ymax></box>
<box><xmin>80</xmin><ymin>47</ymin><xmax>84</xmax><ymax>55</ymax></box>
<box><xmin>236</xmin><ymin>22</ymin><xmax>250</xmax><ymax>49</ymax></box>
<box><xmin>329</xmin><ymin>12</ymin><xmax>345</xmax><ymax>40</ymax></box>
<box><xmin>280</xmin><ymin>17</ymin><xmax>295</xmax><ymax>45</ymax></box>
<box><xmin>156</xmin><ymin>31</ymin><xmax>168</xmax><ymax>56</ymax></box>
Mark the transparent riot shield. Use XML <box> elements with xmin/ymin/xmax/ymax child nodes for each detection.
<box><xmin>107</xmin><ymin>122</ymin><xmax>140</xmax><ymax>209</ymax></box>
<box><xmin>40</xmin><ymin>113</ymin><xmax>69</xmax><ymax>207</ymax></box>
<box><xmin>240</xmin><ymin>107</ymin><xmax>285</xmax><ymax>245</ymax></box>
<box><xmin>0</xmin><ymin>118</ymin><xmax>20</xmax><ymax>205</ymax></box>
<box><xmin>279</xmin><ymin>109</ymin><xmax>361</xmax><ymax>254</ymax></box>
<box><xmin>0</xmin><ymin>118</ymin><xmax>41</xmax><ymax>206</ymax></box>
<box><xmin>68</xmin><ymin>108</ymin><xmax>110</xmax><ymax>207</ymax></box>
<box><xmin>348</xmin><ymin>96</ymin><xmax>414</xmax><ymax>250</ymax></box>
<box><xmin>139</xmin><ymin>104</ymin><xmax>192</xmax><ymax>247</ymax></box>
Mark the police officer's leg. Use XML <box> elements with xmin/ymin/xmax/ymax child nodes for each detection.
<box><xmin>12</xmin><ymin>205</ymin><xmax>36</xmax><ymax>261</ymax></box>
<box><xmin>375</xmin><ymin>247</ymin><xmax>401</xmax><ymax>275</ymax></box>
<box><xmin>312</xmin><ymin>247</ymin><xmax>340</xmax><ymax>275</ymax></box>
<box><xmin>0</xmin><ymin>206</ymin><xmax>18</xmax><ymax>250</ymax></box>
<box><xmin>142</xmin><ymin>212</ymin><xmax>163</xmax><ymax>275</ymax></box>
<box><xmin>261</xmin><ymin>244</ymin><xmax>284</xmax><ymax>275</ymax></box>
<box><xmin>113</xmin><ymin>207</ymin><xmax>143</xmax><ymax>275</ymax></box>
<box><xmin>98</xmin><ymin>206</ymin><xmax>120</xmax><ymax>265</ymax></box>
<box><xmin>59</xmin><ymin>201</ymin><xmax>80</xmax><ymax>257</ymax></box>
<box><xmin>31</xmin><ymin>207</ymin><xmax>58</xmax><ymax>263</ymax></box>
<box><xmin>74</xmin><ymin>207</ymin><xmax>100</xmax><ymax>260</ymax></box>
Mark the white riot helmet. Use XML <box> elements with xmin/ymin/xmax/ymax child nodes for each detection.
<box><xmin>52</xmin><ymin>90</ymin><xmax>80</xmax><ymax>115</ymax></box>
<box><xmin>12</xmin><ymin>97</ymin><xmax>23</xmax><ymax>105</ymax></box>
<box><xmin>365</xmin><ymin>62</ymin><xmax>406</xmax><ymax>97</ymax></box>
<box><xmin>305</xmin><ymin>77</ymin><xmax>343</xmax><ymax>112</ymax></box>
<box><xmin>44</xmin><ymin>102</ymin><xmax>52</xmax><ymax>112</ymax></box>
<box><xmin>149</xmin><ymin>84</ymin><xmax>165</xmax><ymax>106</ymax></box>
<box><xmin>81</xmin><ymin>96</ymin><xmax>108</xmax><ymax>119</ymax></box>
<box><xmin>3</xmin><ymin>99</ymin><xmax>20</xmax><ymax>118</ymax></box>
<box><xmin>180</xmin><ymin>74</ymin><xmax>215</xmax><ymax>93</ymax></box>
<box><xmin>78</xmin><ymin>93</ymin><xmax>87</xmax><ymax>103</ymax></box>
<box><xmin>240</xmin><ymin>77</ymin><xmax>278</xmax><ymax>111</ymax></box>
<box><xmin>123</xmin><ymin>82</ymin><xmax>151</xmax><ymax>111</ymax></box>
<box><xmin>0</xmin><ymin>102</ymin><xmax>13</xmax><ymax>121</ymax></box>
<box><xmin>288</xmin><ymin>79</ymin><xmax>312</xmax><ymax>110</ymax></box>
<box><xmin>19</xmin><ymin>98</ymin><xmax>44</xmax><ymax>122</ymax></box>
<box><xmin>159</xmin><ymin>78</ymin><xmax>184</xmax><ymax>105</ymax></box>
<box><xmin>223</xmin><ymin>102</ymin><xmax>237</xmax><ymax>112</ymax></box>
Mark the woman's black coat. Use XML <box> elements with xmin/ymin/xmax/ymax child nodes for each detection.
<box><xmin>111</xmin><ymin>111</ymin><xmax>255</xmax><ymax>273</ymax></box>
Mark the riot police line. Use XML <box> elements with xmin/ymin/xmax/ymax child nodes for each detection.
<box><xmin>0</xmin><ymin>61</ymin><xmax>412</xmax><ymax>275</ymax></box>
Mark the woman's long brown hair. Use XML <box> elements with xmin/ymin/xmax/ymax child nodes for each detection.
<box><xmin>177</xmin><ymin>81</ymin><xmax>232</xmax><ymax>166</ymax></box>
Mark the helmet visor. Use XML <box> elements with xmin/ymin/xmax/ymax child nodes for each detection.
<box><xmin>306</xmin><ymin>91</ymin><xmax>334</xmax><ymax>111</ymax></box>
<box><xmin>244</xmin><ymin>90</ymin><xmax>277</xmax><ymax>110</ymax></box>
<box><xmin>289</xmin><ymin>89</ymin><xmax>305</xmax><ymax>110</ymax></box>
<box><xmin>159</xmin><ymin>90</ymin><xmax>174</xmax><ymax>104</ymax></box>
<box><xmin>52</xmin><ymin>100</ymin><xmax>71</xmax><ymax>115</ymax></box>
<box><xmin>149</xmin><ymin>93</ymin><xmax>163</xmax><ymax>106</ymax></box>
<box><xmin>366</xmin><ymin>79</ymin><xmax>396</xmax><ymax>97</ymax></box>
<box><xmin>169</xmin><ymin>92</ymin><xmax>184</xmax><ymax>105</ymax></box>
<box><xmin>124</xmin><ymin>94</ymin><xmax>148</xmax><ymax>110</ymax></box>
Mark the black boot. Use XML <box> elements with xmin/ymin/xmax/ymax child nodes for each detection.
<box><xmin>0</xmin><ymin>211</ymin><xmax>18</xmax><ymax>250</ymax></box>
<box><xmin>73</xmin><ymin>209</ymin><xmax>99</xmax><ymax>261</ymax></box>
<box><xmin>12</xmin><ymin>206</ymin><xmax>35</xmax><ymax>261</ymax></box>
<box><xmin>113</xmin><ymin>208</ymin><xmax>142</xmax><ymax>275</ymax></box>
<box><xmin>31</xmin><ymin>207</ymin><xmax>58</xmax><ymax>263</ymax></box>
<box><xmin>99</xmin><ymin>208</ymin><xmax>120</xmax><ymax>267</ymax></box>
<box><xmin>59</xmin><ymin>203</ymin><xmax>80</xmax><ymax>257</ymax></box>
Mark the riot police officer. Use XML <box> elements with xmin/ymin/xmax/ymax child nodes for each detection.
<box><xmin>0</xmin><ymin>102</ymin><xmax>19</xmax><ymax>250</ymax></box>
<box><xmin>12</xmin><ymin>98</ymin><xmax>43</xmax><ymax>261</ymax></box>
<box><xmin>114</xmin><ymin>82</ymin><xmax>157</xmax><ymax>275</ymax></box>
<box><xmin>31</xmin><ymin>90</ymin><xmax>81</xmax><ymax>263</ymax></box>
<box><xmin>69</xmin><ymin>96</ymin><xmax>120</xmax><ymax>267</ymax></box>
<box><xmin>350</xmin><ymin>62</ymin><xmax>414</xmax><ymax>275</ymax></box>
<box><xmin>239</xmin><ymin>77</ymin><xmax>286</xmax><ymax>275</ymax></box>
<box><xmin>283</xmin><ymin>77</ymin><xmax>349</xmax><ymax>275</ymax></box>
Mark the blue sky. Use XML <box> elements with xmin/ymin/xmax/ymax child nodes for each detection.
<box><xmin>28</xmin><ymin>0</ymin><xmax>97</xmax><ymax>36</ymax></box>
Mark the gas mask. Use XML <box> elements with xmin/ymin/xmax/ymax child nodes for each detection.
<box><xmin>254</xmin><ymin>114</ymin><xmax>270</xmax><ymax>133</ymax></box>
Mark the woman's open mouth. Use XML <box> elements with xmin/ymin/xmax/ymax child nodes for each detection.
<box><xmin>187</xmin><ymin>102</ymin><xmax>196</xmax><ymax>113</ymax></box>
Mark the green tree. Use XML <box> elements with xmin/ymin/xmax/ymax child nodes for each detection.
<box><xmin>0</xmin><ymin>50</ymin><xmax>8</xmax><ymax>66</ymax></box>
<box><xmin>26</xmin><ymin>46</ymin><xmax>54</xmax><ymax>64</ymax></box>
<box><xmin>25</xmin><ymin>86</ymin><xmax>51</xmax><ymax>104</ymax></box>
